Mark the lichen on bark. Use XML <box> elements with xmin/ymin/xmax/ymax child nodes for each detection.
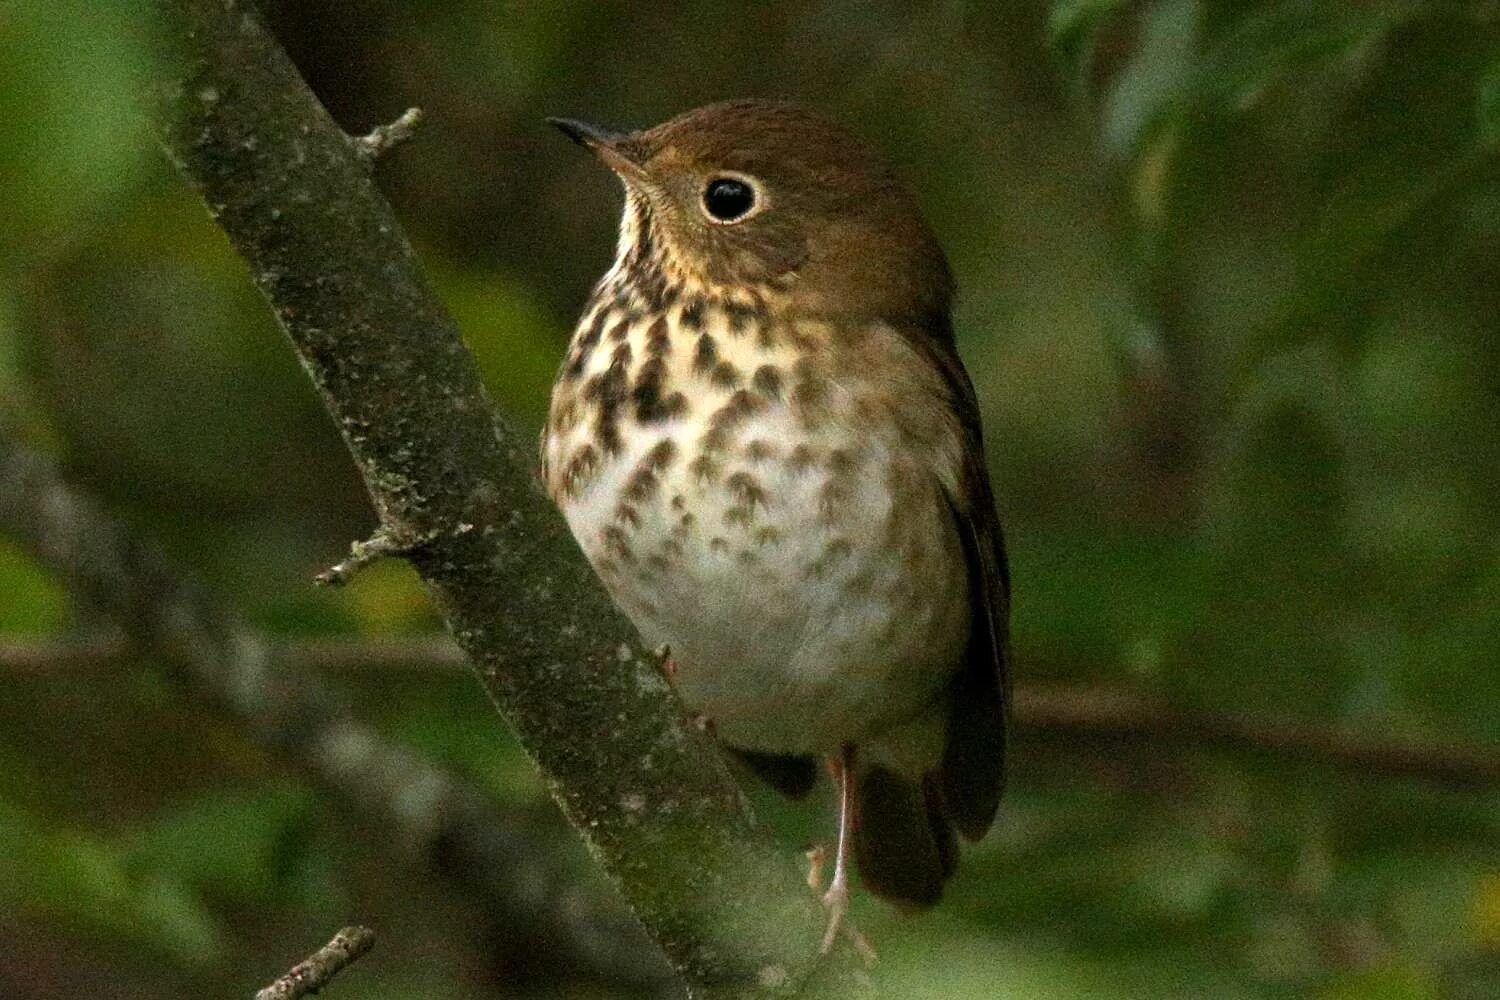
<box><xmin>150</xmin><ymin>0</ymin><xmax>872</xmax><ymax>995</ymax></box>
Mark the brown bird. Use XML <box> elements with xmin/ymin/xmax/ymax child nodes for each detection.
<box><xmin>542</xmin><ymin>99</ymin><xmax>1008</xmax><ymax>950</ymax></box>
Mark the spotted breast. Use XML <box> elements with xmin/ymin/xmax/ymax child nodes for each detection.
<box><xmin>543</xmin><ymin>271</ymin><xmax>970</xmax><ymax>769</ymax></box>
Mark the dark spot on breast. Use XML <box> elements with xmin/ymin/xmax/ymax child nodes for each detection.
<box><xmin>790</xmin><ymin>360</ymin><xmax>832</xmax><ymax>428</ymax></box>
<box><xmin>632</xmin><ymin>357</ymin><xmax>688</xmax><ymax>423</ymax></box>
<box><xmin>608</xmin><ymin>318</ymin><xmax>631</xmax><ymax>342</ymax></box>
<box><xmin>709</xmin><ymin>361</ymin><xmax>741</xmax><ymax>388</ymax></box>
<box><xmin>646</xmin><ymin>553</ymin><xmax>671</xmax><ymax>572</ymax></box>
<box><xmin>681</xmin><ymin>298</ymin><xmax>706</xmax><ymax>330</ymax></box>
<box><xmin>819</xmin><ymin>478</ymin><xmax>850</xmax><ymax>523</ymax></box>
<box><xmin>661</xmin><ymin>538</ymin><xmax>684</xmax><ymax>557</ymax></box>
<box><xmin>583</xmin><ymin>353</ymin><xmax>630</xmax><ymax>454</ymax></box>
<box><xmin>788</xmin><ymin>444</ymin><xmax>817</xmax><ymax>474</ymax></box>
<box><xmin>670</xmin><ymin>494</ymin><xmax>686</xmax><ymax>511</ymax></box>
<box><xmin>561</xmin><ymin>443</ymin><xmax>599</xmax><ymax>498</ymax></box>
<box><xmin>711</xmin><ymin>389</ymin><xmax>763</xmax><ymax>432</ymax></box>
<box><xmin>744</xmin><ymin>439</ymin><xmax>777</xmax><ymax>463</ymax></box>
<box><xmin>736</xmin><ymin>549</ymin><xmax>759</xmax><ymax>566</ymax></box>
<box><xmin>709</xmin><ymin>536</ymin><xmax>729</xmax><ymax>554</ymax></box>
<box><xmin>693</xmin><ymin>333</ymin><xmax>718</xmax><ymax>373</ymax></box>
<box><xmin>723</xmin><ymin>505</ymin><xmax>754</xmax><ymax>528</ymax></box>
<box><xmin>804</xmin><ymin>538</ymin><xmax>853</xmax><ymax>581</ymax></box>
<box><xmin>828</xmin><ymin>448</ymin><xmax>859</xmax><ymax>475</ymax></box>
<box><xmin>645</xmin><ymin>316</ymin><xmax>671</xmax><ymax>357</ymax></box>
<box><xmin>688</xmin><ymin>455</ymin><xmax>721</xmax><ymax>483</ymax></box>
<box><xmin>623</xmin><ymin>466</ymin><xmax>659</xmax><ymax>502</ymax></box>
<box><xmin>753</xmin><ymin>526</ymin><xmax>781</xmax><ymax>546</ymax></box>
<box><xmin>725</xmin><ymin>471</ymin><xmax>769</xmax><ymax>510</ymax></box>
<box><xmin>725</xmin><ymin>300</ymin><xmax>761</xmax><ymax>334</ymax></box>
<box><xmin>615</xmin><ymin>502</ymin><xmax>640</xmax><ymax>528</ymax></box>
<box><xmin>550</xmin><ymin>397</ymin><xmax>579</xmax><ymax>435</ymax></box>
<box><xmin>751</xmin><ymin>364</ymin><xmax>783</xmax><ymax>401</ymax></box>
<box><xmin>645</xmin><ymin>438</ymin><xmax>678</xmax><ymax>470</ymax></box>
<box><xmin>699</xmin><ymin>424</ymin><xmax>730</xmax><ymax>455</ymax></box>
<box><xmin>756</xmin><ymin>322</ymin><xmax>781</xmax><ymax>351</ymax></box>
<box><xmin>602</xmin><ymin>525</ymin><xmax>634</xmax><ymax>562</ymax></box>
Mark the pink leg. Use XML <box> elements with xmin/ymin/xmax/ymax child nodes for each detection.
<box><xmin>820</xmin><ymin>743</ymin><xmax>856</xmax><ymax>954</ymax></box>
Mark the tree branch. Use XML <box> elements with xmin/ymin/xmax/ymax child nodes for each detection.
<box><xmin>9</xmin><ymin>634</ymin><xmax>1491</xmax><ymax>787</ymax></box>
<box><xmin>255</xmin><ymin>925</ymin><xmax>375</xmax><ymax>1000</ymax></box>
<box><xmin>1014</xmin><ymin>685</ymin><xmax>1500</xmax><ymax>788</ymax></box>
<box><xmin>0</xmin><ymin>429</ymin><xmax>676</xmax><ymax>994</ymax></box>
<box><xmin>150</xmin><ymin>2</ymin><xmax>867</xmax><ymax>996</ymax></box>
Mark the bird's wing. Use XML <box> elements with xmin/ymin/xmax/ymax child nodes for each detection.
<box><xmin>916</xmin><ymin>330</ymin><xmax>1010</xmax><ymax>841</ymax></box>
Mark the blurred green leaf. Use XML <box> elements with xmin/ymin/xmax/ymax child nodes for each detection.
<box><xmin>1478</xmin><ymin>55</ymin><xmax>1500</xmax><ymax>144</ymax></box>
<box><xmin>0</xmin><ymin>3</ymin><xmax>154</xmax><ymax>272</ymax></box>
<box><xmin>117</xmin><ymin>784</ymin><xmax>316</xmax><ymax>907</ymax></box>
<box><xmin>0</xmin><ymin>797</ymin><xmax>221</xmax><ymax>965</ymax></box>
<box><xmin>0</xmin><ymin>538</ymin><xmax>68</xmax><ymax>633</ymax></box>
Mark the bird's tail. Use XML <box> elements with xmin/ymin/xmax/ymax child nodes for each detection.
<box><xmin>852</xmin><ymin>764</ymin><xmax>957</xmax><ymax>909</ymax></box>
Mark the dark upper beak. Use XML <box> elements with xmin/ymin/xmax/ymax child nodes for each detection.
<box><xmin>547</xmin><ymin>116</ymin><xmax>645</xmax><ymax>180</ymax></box>
<box><xmin>547</xmin><ymin>117</ymin><xmax>625</xmax><ymax>148</ymax></box>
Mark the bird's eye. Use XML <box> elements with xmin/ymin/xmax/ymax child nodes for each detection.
<box><xmin>702</xmin><ymin>176</ymin><xmax>757</xmax><ymax>223</ymax></box>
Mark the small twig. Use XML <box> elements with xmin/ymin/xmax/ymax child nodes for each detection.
<box><xmin>315</xmin><ymin>529</ymin><xmax>406</xmax><ymax>587</ymax></box>
<box><xmin>255</xmin><ymin>925</ymin><xmax>375</xmax><ymax>1000</ymax></box>
<box><xmin>353</xmin><ymin>107</ymin><xmax>423</xmax><ymax>162</ymax></box>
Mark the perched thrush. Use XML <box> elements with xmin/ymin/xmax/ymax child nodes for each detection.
<box><xmin>543</xmin><ymin>100</ymin><xmax>1008</xmax><ymax>948</ymax></box>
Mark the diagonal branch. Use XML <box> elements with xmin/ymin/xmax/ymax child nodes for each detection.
<box><xmin>150</xmin><ymin>1</ymin><xmax>867</xmax><ymax>996</ymax></box>
<box><xmin>0</xmin><ymin>428</ymin><xmax>676</xmax><ymax>995</ymax></box>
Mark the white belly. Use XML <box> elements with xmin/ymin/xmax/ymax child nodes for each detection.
<box><xmin>547</xmin><ymin>311</ymin><xmax>969</xmax><ymax>756</ymax></box>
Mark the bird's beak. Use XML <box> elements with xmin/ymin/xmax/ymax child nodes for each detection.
<box><xmin>547</xmin><ymin>116</ymin><xmax>647</xmax><ymax>182</ymax></box>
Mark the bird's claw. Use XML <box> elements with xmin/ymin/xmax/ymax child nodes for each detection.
<box><xmin>805</xmin><ymin>844</ymin><xmax>827</xmax><ymax>892</ymax></box>
<box><xmin>818</xmin><ymin>877</ymin><xmax>876</xmax><ymax>963</ymax></box>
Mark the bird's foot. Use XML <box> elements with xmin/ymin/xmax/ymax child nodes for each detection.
<box><xmin>818</xmin><ymin>873</ymin><xmax>877</xmax><ymax>963</ymax></box>
<box><xmin>652</xmin><ymin>643</ymin><xmax>675</xmax><ymax>680</ymax></box>
<box><xmin>818</xmin><ymin>871</ymin><xmax>848</xmax><ymax>954</ymax></box>
<box><xmin>805</xmin><ymin>844</ymin><xmax>827</xmax><ymax>892</ymax></box>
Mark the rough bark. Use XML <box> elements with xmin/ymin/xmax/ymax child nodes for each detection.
<box><xmin>150</xmin><ymin>1</ymin><xmax>868</xmax><ymax>996</ymax></box>
<box><xmin>255</xmin><ymin>926</ymin><xmax>375</xmax><ymax>1000</ymax></box>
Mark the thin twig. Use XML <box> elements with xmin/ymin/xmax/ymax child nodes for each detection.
<box><xmin>354</xmin><ymin>107</ymin><xmax>423</xmax><ymax>162</ymax></box>
<box><xmin>255</xmin><ymin>925</ymin><xmax>375</xmax><ymax>1000</ymax></box>
<box><xmin>315</xmin><ymin>528</ymin><xmax>406</xmax><ymax>587</ymax></box>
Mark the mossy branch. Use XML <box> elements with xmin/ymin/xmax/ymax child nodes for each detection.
<box><xmin>150</xmin><ymin>1</ymin><xmax>870</xmax><ymax>996</ymax></box>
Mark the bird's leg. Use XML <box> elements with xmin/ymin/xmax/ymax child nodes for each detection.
<box><xmin>820</xmin><ymin>742</ymin><xmax>857</xmax><ymax>954</ymax></box>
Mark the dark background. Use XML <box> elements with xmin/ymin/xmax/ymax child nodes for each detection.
<box><xmin>2</xmin><ymin>1</ymin><xmax>1498</xmax><ymax>997</ymax></box>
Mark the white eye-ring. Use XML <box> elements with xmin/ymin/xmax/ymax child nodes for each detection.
<box><xmin>701</xmin><ymin>172</ymin><xmax>763</xmax><ymax>224</ymax></box>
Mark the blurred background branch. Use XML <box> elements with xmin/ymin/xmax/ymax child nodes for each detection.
<box><xmin>4</xmin><ymin>633</ymin><xmax>1493</xmax><ymax>787</ymax></box>
<box><xmin>0</xmin><ymin>426</ymin><xmax>677</xmax><ymax>995</ymax></box>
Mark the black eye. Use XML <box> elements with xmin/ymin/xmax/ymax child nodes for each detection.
<box><xmin>703</xmin><ymin>176</ymin><xmax>756</xmax><ymax>222</ymax></box>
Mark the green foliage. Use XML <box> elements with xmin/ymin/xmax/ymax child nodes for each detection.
<box><xmin>1</xmin><ymin>1</ymin><xmax>1497</xmax><ymax>997</ymax></box>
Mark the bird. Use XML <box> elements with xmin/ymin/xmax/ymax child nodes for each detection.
<box><xmin>541</xmin><ymin>99</ymin><xmax>1008</xmax><ymax>951</ymax></box>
